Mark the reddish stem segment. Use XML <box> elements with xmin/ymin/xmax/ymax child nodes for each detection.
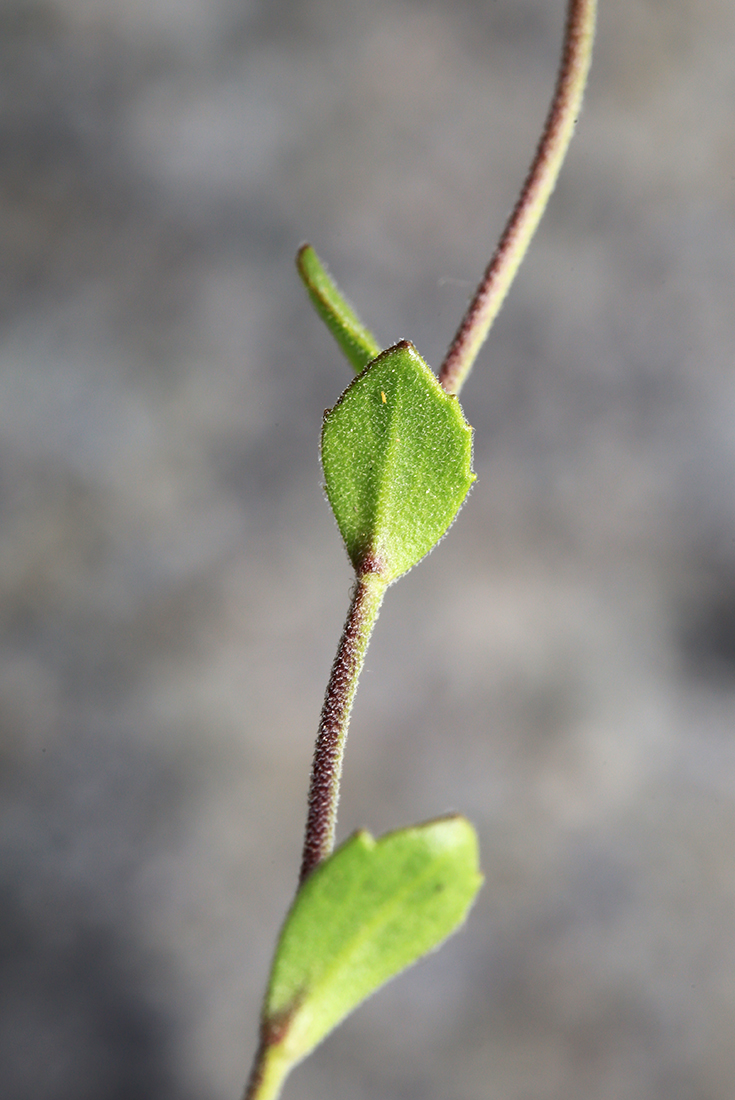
<box><xmin>299</xmin><ymin>572</ymin><xmax>387</xmax><ymax>883</ymax></box>
<box><xmin>439</xmin><ymin>0</ymin><xmax>596</xmax><ymax>397</ymax></box>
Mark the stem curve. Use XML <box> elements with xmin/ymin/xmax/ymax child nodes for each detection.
<box><xmin>438</xmin><ymin>0</ymin><xmax>597</xmax><ymax>397</ymax></box>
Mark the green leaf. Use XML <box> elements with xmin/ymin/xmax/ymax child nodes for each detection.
<box><xmin>262</xmin><ymin>815</ymin><xmax>483</xmax><ymax>1070</ymax></box>
<box><xmin>297</xmin><ymin>243</ymin><xmax>382</xmax><ymax>372</ymax></box>
<box><xmin>321</xmin><ymin>340</ymin><xmax>475</xmax><ymax>583</ymax></box>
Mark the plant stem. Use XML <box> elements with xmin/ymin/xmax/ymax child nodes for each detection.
<box><xmin>245</xmin><ymin>571</ymin><xmax>386</xmax><ymax>1100</ymax></box>
<box><xmin>243</xmin><ymin>1033</ymin><xmax>291</xmax><ymax>1100</ymax></box>
<box><xmin>299</xmin><ymin>571</ymin><xmax>388</xmax><ymax>883</ymax></box>
<box><xmin>438</xmin><ymin>0</ymin><xmax>596</xmax><ymax>398</ymax></box>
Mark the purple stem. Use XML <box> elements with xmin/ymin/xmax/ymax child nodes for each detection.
<box><xmin>299</xmin><ymin>572</ymin><xmax>387</xmax><ymax>883</ymax></box>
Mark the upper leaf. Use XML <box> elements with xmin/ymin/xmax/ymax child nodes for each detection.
<box><xmin>263</xmin><ymin>815</ymin><xmax>483</xmax><ymax>1068</ymax></box>
<box><xmin>321</xmin><ymin>341</ymin><xmax>475</xmax><ymax>583</ymax></box>
<box><xmin>297</xmin><ymin>244</ymin><xmax>381</xmax><ymax>373</ymax></box>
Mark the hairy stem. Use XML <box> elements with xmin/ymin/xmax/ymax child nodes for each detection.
<box><xmin>245</xmin><ymin>567</ymin><xmax>385</xmax><ymax>1100</ymax></box>
<box><xmin>438</xmin><ymin>0</ymin><xmax>596</xmax><ymax>397</ymax></box>
<box><xmin>299</xmin><ymin>571</ymin><xmax>388</xmax><ymax>883</ymax></box>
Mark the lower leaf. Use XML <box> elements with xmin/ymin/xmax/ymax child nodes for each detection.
<box><xmin>261</xmin><ymin>814</ymin><xmax>483</xmax><ymax>1073</ymax></box>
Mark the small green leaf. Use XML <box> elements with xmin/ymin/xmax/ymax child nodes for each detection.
<box><xmin>297</xmin><ymin>243</ymin><xmax>382</xmax><ymax>372</ymax></box>
<box><xmin>263</xmin><ymin>815</ymin><xmax>483</xmax><ymax>1070</ymax></box>
<box><xmin>321</xmin><ymin>340</ymin><xmax>475</xmax><ymax>583</ymax></box>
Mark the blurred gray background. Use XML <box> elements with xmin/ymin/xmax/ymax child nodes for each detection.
<box><xmin>2</xmin><ymin>1</ymin><xmax>735</xmax><ymax>1098</ymax></box>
